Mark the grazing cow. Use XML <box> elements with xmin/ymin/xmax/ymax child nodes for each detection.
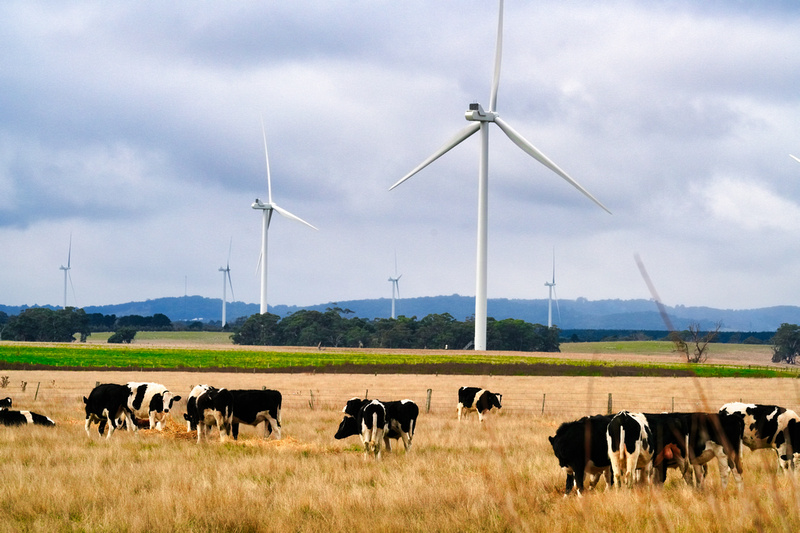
<box><xmin>229</xmin><ymin>389</ymin><xmax>282</xmax><ymax>440</ymax></box>
<box><xmin>0</xmin><ymin>409</ymin><xmax>55</xmax><ymax>427</ymax></box>
<box><xmin>720</xmin><ymin>402</ymin><xmax>800</xmax><ymax>471</ymax></box>
<box><xmin>335</xmin><ymin>398</ymin><xmax>386</xmax><ymax>459</ymax></box>
<box><xmin>549</xmin><ymin>414</ymin><xmax>613</xmax><ymax>496</ymax></box>
<box><xmin>125</xmin><ymin>382</ymin><xmax>182</xmax><ymax>431</ymax></box>
<box><xmin>184</xmin><ymin>384</ymin><xmax>211</xmax><ymax>432</ymax></box>
<box><xmin>84</xmin><ymin>383</ymin><xmax>133</xmax><ymax>439</ymax></box>
<box><xmin>382</xmin><ymin>399</ymin><xmax>419</xmax><ymax>452</ymax></box>
<box><xmin>0</xmin><ymin>397</ymin><xmax>12</xmax><ymax>410</ymax></box>
<box><xmin>606</xmin><ymin>411</ymin><xmax>654</xmax><ymax>488</ymax></box>
<box><xmin>683</xmin><ymin>412</ymin><xmax>745</xmax><ymax>489</ymax></box>
<box><xmin>194</xmin><ymin>387</ymin><xmax>234</xmax><ymax>443</ymax></box>
<box><xmin>457</xmin><ymin>387</ymin><xmax>502</xmax><ymax>422</ymax></box>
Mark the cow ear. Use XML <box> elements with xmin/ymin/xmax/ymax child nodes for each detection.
<box><xmin>173</xmin><ymin>396</ymin><xmax>182</xmax><ymax>402</ymax></box>
<box><xmin>548</xmin><ymin>436</ymin><xmax>554</xmax><ymax>443</ymax></box>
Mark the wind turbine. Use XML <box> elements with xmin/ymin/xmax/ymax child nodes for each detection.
<box><xmin>388</xmin><ymin>254</ymin><xmax>402</xmax><ymax>319</ymax></box>
<box><xmin>59</xmin><ymin>234</ymin><xmax>75</xmax><ymax>308</ymax></box>
<box><xmin>544</xmin><ymin>249</ymin><xmax>561</xmax><ymax>328</ymax></box>
<box><xmin>390</xmin><ymin>0</ymin><xmax>610</xmax><ymax>350</ymax></box>
<box><xmin>252</xmin><ymin>119</ymin><xmax>317</xmax><ymax>314</ymax></box>
<box><xmin>791</xmin><ymin>155</ymin><xmax>800</xmax><ymax>163</ymax></box>
<box><xmin>219</xmin><ymin>239</ymin><xmax>235</xmax><ymax>327</ymax></box>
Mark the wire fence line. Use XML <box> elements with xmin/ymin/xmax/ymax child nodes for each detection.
<box><xmin>277</xmin><ymin>385</ymin><xmax>800</xmax><ymax>420</ymax></box>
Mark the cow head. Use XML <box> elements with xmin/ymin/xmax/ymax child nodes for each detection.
<box><xmin>492</xmin><ymin>393</ymin><xmax>502</xmax><ymax>410</ymax></box>
<box><xmin>335</xmin><ymin>414</ymin><xmax>359</xmax><ymax>440</ymax></box>
<box><xmin>1</xmin><ymin>397</ymin><xmax>13</xmax><ymax>410</ymax></box>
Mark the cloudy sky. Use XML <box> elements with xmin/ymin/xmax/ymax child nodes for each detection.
<box><xmin>2</xmin><ymin>1</ymin><xmax>800</xmax><ymax>313</ymax></box>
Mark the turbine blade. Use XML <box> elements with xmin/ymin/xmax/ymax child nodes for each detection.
<box><xmin>634</xmin><ymin>253</ymin><xmax>676</xmax><ymax>332</ymax></box>
<box><xmin>227</xmin><ymin>271</ymin><xmax>235</xmax><ymax>302</ymax></box>
<box><xmin>261</xmin><ymin>116</ymin><xmax>273</xmax><ymax>204</ymax></box>
<box><xmin>551</xmin><ymin>248</ymin><xmax>556</xmax><ymax>284</ymax></box>
<box><xmin>489</xmin><ymin>0</ymin><xmax>504</xmax><ymax>112</ymax></box>
<box><xmin>227</xmin><ymin>237</ymin><xmax>233</xmax><ymax>268</ymax></box>
<box><xmin>255</xmin><ymin>252</ymin><xmax>262</xmax><ymax>276</ymax></box>
<box><xmin>494</xmin><ymin>117</ymin><xmax>611</xmax><ymax>214</ymax></box>
<box><xmin>389</xmin><ymin>122</ymin><xmax>481</xmax><ymax>190</ymax></box>
<box><xmin>553</xmin><ymin>286</ymin><xmax>561</xmax><ymax>325</ymax></box>
<box><xmin>272</xmin><ymin>203</ymin><xmax>318</xmax><ymax>230</ymax></box>
<box><xmin>67</xmin><ymin>233</ymin><xmax>72</xmax><ymax>268</ymax></box>
<box><xmin>791</xmin><ymin>154</ymin><xmax>800</xmax><ymax>164</ymax></box>
<box><xmin>68</xmin><ymin>271</ymin><xmax>77</xmax><ymax>308</ymax></box>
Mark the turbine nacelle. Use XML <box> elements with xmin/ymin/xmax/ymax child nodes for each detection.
<box><xmin>465</xmin><ymin>103</ymin><xmax>497</xmax><ymax>122</ymax></box>
<box><xmin>251</xmin><ymin>199</ymin><xmax>273</xmax><ymax>210</ymax></box>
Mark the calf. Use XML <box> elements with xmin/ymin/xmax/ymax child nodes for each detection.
<box><xmin>184</xmin><ymin>384</ymin><xmax>211</xmax><ymax>432</ymax></box>
<box><xmin>194</xmin><ymin>387</ymin><xmax>234</xmax><ymax>443</ymax></box>
<box><xmin>606</xmin><ymin>411</ymin><xmax>654</xmax><ymax>488</ymax></box>
<box><xmin>84</xmin><ymin>383</ymin><xmax>133</xmax><ymax>439</ymax></box>
<box><xmin>720</xmin><ymin>402</ymin><xmax>800</xmax><ymax>471</ymax></box>
<box><xmin>125</xmin><ymin>382</ymin><xmax>182</xmax><ymax>431</ymax></box>
<box><xmin>229</xmin><ymin>389</ymin><xmax>282</xmax><ymax>440</ymax></box>
<box><xmin>383</xmin><ymin>399</ymin><xmax>419</xmax><ymax>452</ymax></box>
<box><xmin>0</xmin><ymin>397</ymin><xmax>11</xmax><ymax>409</ymax></box>
<box><xmin>457</xmin><ymin>387</ymin><xmax>502</xmax><ymax>423</ymax></box>
<box><xmin>0</xmin><ymin>409</ymin><xmax>55</xmax><ymax>427</ymax></box>
<box><xmin>335</xmin><ymin>398</ymin><xmax>387</xmax><ymax>459</ymax></box>
<box><xmin>549</xmin><ymin>414</ymin><xmax>613</xmax><ymax>496</ymax></box>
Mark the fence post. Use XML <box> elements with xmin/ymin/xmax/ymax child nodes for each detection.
<box><xmin>426</xmin><ymin>389</ymin><xmax>432</xmax><ymax>413</ymax></box>
<box><xmin>308</xmin><ymin>390</ymin><xmax>315</xmax><ymax>410</ymax></box>
<box><xmin>541</xmin><ymin>393</ymin><xmax>546</xmax><ymax>415</ymax></box>
<box><xmin>34</xmin><ymin>382</ymin><xmax>40</xmax><ymax>401</ymax></box>
<box><xmin>607</xmin><ymin>393</ymin><xmax>613</xmax><ymax>415</ymax></box>
<box><xmin>672</xmin><ymin>397</ymin><xmax>675</xmax><ymax>412</ymax></box>
<box><xmin>365</xmin><ymin>389</ymin><xmax>369</xmax><ymax>399</ymax></box>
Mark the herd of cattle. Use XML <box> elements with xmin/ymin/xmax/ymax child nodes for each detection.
<box><xmin>12</xmin><ymin>380</ymin><xmax>797</xmax><ymax>494</ymax></box>
<box><xmin>550</xmin><ymin>403</ymin><xmax>800</xmax><ymax>495</ymax></box>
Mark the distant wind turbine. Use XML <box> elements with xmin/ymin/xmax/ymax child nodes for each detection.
<box><xmin>544</xmin><ymin>249</ymin><xmax>560</xmax><ymax>328</ymax></box>
<box><xmin>252</xmin><ymin>119</ymin><xmax>317</xmax><ymax>314</ymax></box>
<box><xmin>219</xmin><ymin>239</ymin><xmax>235</xmax><ymax>327</ymax></box>
<box><xmin>388</xmin><ymin>254</ymin><xmax>402</xmax><ymax>319</ymax></box>
<box><xmin>791</xmin><ymin>154</ymin><xmax>800</xmax><ymax>163</ymax></box>
<box><xmin>390</xmin><ymin>0</ymin><xmax>610</xmax><ymax>350</ymax></box>
<box><xmin>59</xmin><ymin>233</ymin><xmax>76</xmax><ymax>308</ymax></box>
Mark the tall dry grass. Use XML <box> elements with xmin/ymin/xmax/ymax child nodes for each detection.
<box><xmin>1</xmin><ymin>370</ymin><xmax>800</xmax><ymax>531</ymax></box>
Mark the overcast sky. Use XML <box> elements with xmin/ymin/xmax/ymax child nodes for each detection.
<box><xmin>2</xmin><ymin>1</ymin><xmax>800</xmax><ymax>313</ymax></box>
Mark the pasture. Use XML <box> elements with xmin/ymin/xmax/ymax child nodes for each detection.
<box><xmin>2</xmin><ymin>369</ymin><xmax>800</xmax><ymax>531</ymax></box>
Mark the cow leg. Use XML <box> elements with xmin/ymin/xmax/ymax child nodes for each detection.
<box><xmin>562</xmin><ymin>469</ymin><xmax>575</xmax><ymax>496</ymax></box>
<box><xmin>265</xmin><ymin>415</ymin><xmax>281</xmax><ymax>440</ymax></box>
<box><xmin>457</xmin><ymin>405</ymin><xmax>463</xmax><ymax>421</ymax></box>
<box><xmin>232</xmin><ymin>422</ymin><xmax>240</xmax><ymax>440</ymax></box>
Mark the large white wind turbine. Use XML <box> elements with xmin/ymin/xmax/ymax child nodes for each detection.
<box><xmin>219</xmin><ymin>239</ymin><xmax>235</xmax><ymax>327</ymax></box>
<box><xmin>388</xmin><ymin>254</ymin><xmax>402</xmax><ymax>319</ymax></box>
<box><xmin>59</xmin><ymin>234</ymin><xmax>75</xmax><ymax>308</ymax></box>
<box><xmin>544</xmin><ymin>250</ymin><xmax>560</xmax><ymax>328</ymax></box>
<box><xmin>390</xmin><ymin>0</ymin><xmax>610</xmax><ymax>350</ymax></box>
<box><xmin>252</xmin><ymin>120</ymin><xmax>317</xmax><ymax>314</ymax></box>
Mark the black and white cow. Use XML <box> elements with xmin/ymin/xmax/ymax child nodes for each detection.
<box><xmin>194</xmin><ymin>387</ymin><xmax>234</xmax><ymax>443</ymax></box>
<box><xmin>382</xmin><ymin>399</ymin><xmax>419</xmax><ymax>452</ymax></box>
<box><xmin>0</xmin><ymin>397</ymin><xmax>12</xmax><ymax>409</ymax></box>
<box><xmin>183</xmin><ymin>384</ymin><xmax>211</xmax><ymax>432</ymax></box>
<box><xmin>124</xmin><ymin>382</ymin><xmax>182</xmax><ymax>431</ymax></box>
<box><xmin>84</xmin><ymin>383</ymin><xmax>133</xmax><ymax>439</ymax></box>
<box><xmin>230</xmin><ymin>389</ymin><xmax>282</xmax><ymax>440</ymax></box>
<box><xmin>606</xmin><ymin>411</ymin><xmax>654</xmax><ymax>488</ymax></box>
<box><xmin>682</xmin><ymin>411</ymin><xmax>745</xmax><ymax>489</ymax></box>
<box><xmin>457</xmin><ymin>387</ymin><xmax>502</xmax><ymax>423</ymax></box>
<box><xmin>719</xmin><ymin>402</ymin><xmax>800</xmax><ymax>471</ymax></box>
<box><xmin>549</xmin><ymin>414</ymin><xmax>613</xmax><ymax>496</ymax></box>
<box><xmin>0</xmin><ymin>409</ymin><xmax>55</xmax><ymax>427</ymax></box>
<box><xmin>335</xmin><ymin>398</ymin><xmax>386</xmax><ymax>459</ymax></box>
<box><xmin>643</xmin><ymin>413</ymin><xmax>691</xmax><ymax>484</ymax></box>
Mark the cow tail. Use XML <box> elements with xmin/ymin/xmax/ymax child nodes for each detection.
<box><xmin>619</xmin><ymin>425</ymin><xmax>626</xmax><ymax>463</ymax></box>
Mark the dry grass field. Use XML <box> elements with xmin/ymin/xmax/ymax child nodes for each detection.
<box><xmin>2</xmin><ymin>367</ymin><xmax>800</xmax><ymax>532</ymax></box>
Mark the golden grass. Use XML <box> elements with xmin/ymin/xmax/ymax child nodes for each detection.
<box><xmin>2</xmin><ymin>370</ymin><xmax>800</xmax><ymax>531</ymax></box>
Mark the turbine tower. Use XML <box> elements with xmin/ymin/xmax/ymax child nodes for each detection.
<box><xmin>219</xmin><ymin>239</ymin><xmax>235</xmax><ymax>327</ymax></box>
<box><xmin>544</xmin><ymin>250</ymin><xmax>560</xmax><ymax>328</ymax></box>
<box><xmin>59</xmin><ymin>234</ymin><xmax>74</xmax><ymax>308</ymax></box>
<box><xmin>388</xmin><ymin>254</ymin><xmax>402</xmax><ymax>319</ymax></box>
<box><xmin>390</xmin><ymin>0</ymin><xmax>610</xmax><ymax>350</ymax></box>
<box><xmin>252</xmin><ymin>119</ymin><xmax>317</xmax><ymax>314</ymax></box>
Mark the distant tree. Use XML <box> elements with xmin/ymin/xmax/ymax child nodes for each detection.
<box><xmin>685</xmin><ymin>321</ymin><xmax>721</xmax><ymax>363</ymax></box>
<box><xmin>108</xmin><ymin>327</ymin><xmax>137</xmax><ymax>344</ymax></box>
<box><xmin>231</xmin><ymin>313</ymin><xmax>281</xmax><ymax>346</ymax></box>
<box><xmin>772</xmin><ymin>323</ymin><xmax>800</xmax><ymax>364</ymax></box>
<box><xmin>3</xmin><ymin>307</ymin><xmax>88</xmax><ymax>342</ymax></box>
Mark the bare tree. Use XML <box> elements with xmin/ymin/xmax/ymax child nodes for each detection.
<box><xmin>686</xmin><ymin>321</ymin><xmax>722</xmax><ymax>363</ymax></box>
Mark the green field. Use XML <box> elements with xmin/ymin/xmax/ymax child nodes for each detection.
<box><xmin>0</xmin><ymin>336</ymin><xmax>790</xmax><ymax>378</ymax></box>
